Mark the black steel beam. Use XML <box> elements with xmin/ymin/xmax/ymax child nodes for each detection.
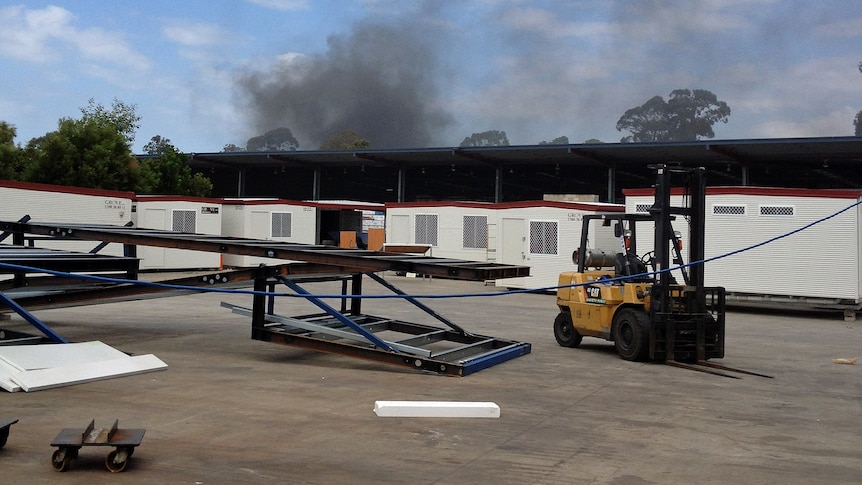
<box><xmin>0</xmin><ymin>221</ymin><xmax>530</xmax><ymax>281</ymax></box>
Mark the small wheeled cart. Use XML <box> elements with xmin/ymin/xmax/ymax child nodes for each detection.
<box><xmin>0</xmin><ymin>418</ymin><xmax>18</xmax><ymax>448</ymax></box>
<box><xmin>50</xmin><ymin>419</ymin><xmax>145</xmax><ymax>473</ymax></box>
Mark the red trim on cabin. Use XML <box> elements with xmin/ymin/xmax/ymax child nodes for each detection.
<box><xmin>220</xmin><ymin>199</ymin><xmax>383</xmax><ymax>211</ymax></box>
<box><xmin>0</xmin><ymin>179</ymin><xmax>135</xmax><ymax>199</ymax></box>
<box><xmin>386</xmin><ymin>200</ymin><xmax>625</xmax><ymax>212</ymax></box>
<box><xmin>623</xmin><ymin>186</ymin><xmax>862</xmax><ymax>199</ymax></box>
<box><xmin>133</xmin><ymin>195</ymin><xmax>226</xmax><ymax>204</ymax></box>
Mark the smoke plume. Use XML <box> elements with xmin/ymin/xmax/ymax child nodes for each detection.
<box><xmin>237</xmin><ymin>20</ymin><xmax>453</xmax><ymax>149</ymax></box>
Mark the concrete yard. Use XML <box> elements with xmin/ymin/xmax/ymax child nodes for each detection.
<box><xmin>0</xmin><ymin>275</ymin><xmax>860</xmax><ymax>484</ymax></box>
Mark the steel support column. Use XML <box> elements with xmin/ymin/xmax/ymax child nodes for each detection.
<box><xmin>495</xmin><ymin>166</ymin><xmax>503</xmax><ymax>203</ymax></box>
<box><xmin>396</xmin><ymin>167</ymin><xmax>406</xmax><ymax>202</ymax></box>
<box><xmin>312</xmin><ymin>167</ymin><xmax>321</xmax><ymax>201</ymax></box>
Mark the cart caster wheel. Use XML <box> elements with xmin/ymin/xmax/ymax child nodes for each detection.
<box><xmin>105</xmin><ymin>449</ymin><xmax>129</xmax><ymax>473</ymax></box>
<box><xmin>51</xmin><ymin>448</ymin><xmax>73</xmax><ymax>472</ymax></box>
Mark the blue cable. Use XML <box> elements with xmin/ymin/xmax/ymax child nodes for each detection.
<box><xmin>0</xmin><ymin>198</ymin><xmax>859</xmax><ymax>300</ymax></box>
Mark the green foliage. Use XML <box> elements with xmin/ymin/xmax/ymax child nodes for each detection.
<box><xmin>855</xmin><ymin>111</ymin><xmax>862</xmax><ymax>136</ymax></box>
<box><xmin>246</xmin><ymin>127</ymin><xmax>299</xmax><ymax>151</ymax></box>
<box><xmin>459</xmin><ymin>130</ymin><xmax>510</xmax><ymax>147</ymax></box>
<box><xmin>222</xmin><ymin>143</ymin><xmax>245</xmax><ymax>152</ymax></box>
<box><xmin>143</xmin><ymin>135</ymin><xmax>173</xmax><ymax>156</ymax></box>
<box><xmin>22</xmin><ymin>117</ymin><xmax>137</xmax><ymax>190</ymax></box>
<box><xmin>0</xmin><ymin>121</ymin><xmax>23</xmax><ymax>180</ymax></box>
<box><xmin>583</xmin><ymin>138</ymin><xmax>604</xmax><ymax>144</ymax></box>
<box><xmin>136</xmin><ymin>144</ymin><xmax>212</xmax><ymax>197</ymax></box>
<box><xmin>538</xmin><ymin>136</ymin><xmax>569</xmax><ymax>145</ymax></box>
<box><xmin>319</xmin><ymin>130</ymin><xmax>371</xmax><ymax>150</ymax></box>
<box><xmin>80</xmin><ymin>98</ymin><xmax>141</xmax><ymax>145</ymax></box>
<box><xmin>616</xmin><ymin>89</ymin><xmax>730</xmax><ymax>143</ymax></box>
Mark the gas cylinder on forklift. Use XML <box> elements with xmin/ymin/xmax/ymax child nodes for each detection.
<box><xmin>553</xmin><ymin>164</ymin><xmax>771</xmax><ymax>378</ymax></box>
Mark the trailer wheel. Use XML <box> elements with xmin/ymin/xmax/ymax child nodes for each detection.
<box><xmin>51</xmin><ymin>448</ymin><xmax>73</xmax><ymax>472</ymax></box>
<box><xmin>613</xmin><ymin>308</ymin><xmax>649</xmax><ymax>361</ymax></box>
<box><xmin>554</xmin><ymin>312</ymin><xmax>582</xmax><ymax>348</ymax></box>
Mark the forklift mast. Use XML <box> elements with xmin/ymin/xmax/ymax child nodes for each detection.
<box><xmin>648</xmin><ymin>164</ymin><xmax>724</xmax><ymax>362</ymax></box>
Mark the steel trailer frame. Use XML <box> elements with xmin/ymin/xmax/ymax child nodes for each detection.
<box><xmin>0</xmin><ymin>219</ymin><xmax>532</xmax><ymax>375</ymax></box>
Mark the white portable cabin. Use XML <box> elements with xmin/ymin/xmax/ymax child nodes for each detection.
<box><xmin>0</xmin><ymin>180</ymin><xmax>133</xmax><ymax>256</ymax></box>
<box><xmin>220</xmin><ymin>199</ymin><xmax>385</xmax><ymax>268</ymax></box>
<box><xmin>385</xmin><ymin>201</ymin><xmax>496</xmax><ymax>261</ymax></box>
<box><xmin>625</xmin><ymin>186</ymin><xmax>862</xmax><ymax>317</ymax></box>
<box><xmin>491</xmin><ymin>201</ymin><xmax>625</xmax><ymax>290</ymax></box>
<box><xmin>385</xmin><ymin>200</ymin><xmax>625</xmax><ymax>290</ymax></box>
<box><xmin>131</xmin><ymin>196</ymin><xmax>223</xmax><ymax>270</ymax></box>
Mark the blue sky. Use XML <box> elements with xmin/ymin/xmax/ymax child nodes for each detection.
<box><xmin>1</xmin><ymin>1</ymin><xmax>861</xmax><ymax>153</ymax></box>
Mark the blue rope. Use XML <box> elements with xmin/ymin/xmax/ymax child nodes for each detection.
<box><xmin>0</xmin><ymin>198</ymin><xmax>859</xmax><ymax>300</ymax></box>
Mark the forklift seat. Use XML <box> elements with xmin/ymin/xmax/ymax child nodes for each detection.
<box><xmin>615</xmin><ymin>253</ymin><xmax>650</xmax><ymax>282</ymax></box>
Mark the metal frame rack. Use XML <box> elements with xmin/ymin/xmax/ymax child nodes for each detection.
<box><xmin>0</xmin><ymin>219</ymin><xmax>532</xmax><ymax>375</ymax></box>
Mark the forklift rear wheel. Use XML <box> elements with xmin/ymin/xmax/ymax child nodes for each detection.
<box><xmin>613</xmin><ymin>308</ymin><xmax>649</xmax><ymax>361</ymax></box>
<box><xmin>554</xmin><ymin>312</ymin><xmax>582</xmax><ymax>347</ymax></box>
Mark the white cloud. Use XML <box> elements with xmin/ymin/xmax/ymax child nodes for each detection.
<box><xmin>244</xmin><ymin>0</ymin><xmax>309</xmax><ymax>11</ymax></box>
<box><xmin>162</xmin><ymin>21</ymin><xmax>235</xmax><ymax>47</ymax></box>
<box><xmin>815</xmin><ymin>17</ymin><xmax>862</xmax><ymax>38</ymax></box>
<box><xmin>0</xmin><ymin>5</ymin><xmax>150</xmax><ymax>71</ymax></box>
<box><xmin>751</xmin><ymin>107</ymin><xmax>858</xmax><ymax>138</ymax></box>
<box><xmin>0</xmin><ymin>5</ymin><xmax>73</xmax><ymax>62</ymax></box>
<box><xmin>500</xmin><ymin>7</ymin><xmax>618</xmax><ymax>39</ymax></box>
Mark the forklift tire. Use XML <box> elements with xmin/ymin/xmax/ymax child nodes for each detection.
<box><xmin>612</xmin><ymin>308</ymin><xmax>650</xmax><ymax>361</ymax></box>
<box><xmin>554</xmin><ymin>312</ymin><xmax>582</xmax><ymax>348</ymax></box>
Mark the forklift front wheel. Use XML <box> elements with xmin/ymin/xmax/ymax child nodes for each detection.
<box><xmin>554</xmin><ymin>312</ymin><xmax>582</xmax><ymax>348</ymax></box>
<box><xmin>613</xmin><ymin>308</ymin><xmax>650</xmax><ymax>361</ymax></box>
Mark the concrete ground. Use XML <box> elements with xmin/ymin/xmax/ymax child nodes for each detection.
<box><xmin>0</xmin><ymin>274</ymin><xmax>860</xmax><ymax>484</ymax></box>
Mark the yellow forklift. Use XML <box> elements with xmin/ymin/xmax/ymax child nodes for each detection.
<box><xmin>554</xmin><ymin>165</ymin><xmax>762</xmax><ymax>376</ymax></box>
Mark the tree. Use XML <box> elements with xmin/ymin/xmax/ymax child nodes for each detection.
<box><xmin>80</xmin><ymin>98</ymin><xmax>140</xmax><ymax>145</ymax></box>
<box><xmin>222</xmin><ymin>143</ymin><xmax>245</xmax><ymax>152</ymax></box>
<box><xmin>143</xmin><ymin>135</ymin><xmax>173</xmax><ymax>156</ymax></box>
<box><xmin>246</xmin><ymin>127</ymin><xmax>299</xmax><ymax>151</ymax></box>
<box><xmin>0</xmin><ymin>121</ymin><xmax>23</xmax><ymax>180</ymax></box>
<box><xmin>319</xmin><ymin>130</ymin><xmax>371</xmax><ymax>150</ymax></box>
<box><xmin>137</xmin><ymin>143</ymin><xmax>212</xmax><ymax>197</ymax></box>
<box><xmin>538</xmin><ymin>136</ymin><xmax>569</xmax><ymax>145</ymax></box>
<box><xmin>616</xmin><ymin>89</ymin><xmax>730</xmax><ymax>143</ymax></box>
<box><xmin>584</xmin><ymin>138</ymin><xmax>604</xmax><ymax>144</ymax></box>
<box><xmin>22</xmin><ymin>116</ymin><xmax>137</xmax><ymax>190</ymax></box>
<box><xmin>460</xmin><ymin>130</ymin><xmax>510</xmax><ymax>147</ymax></box>
<box><xmin>855</xmin><ymin>62</ymin><xmax>862</xmax><ymax>136</ymax></box>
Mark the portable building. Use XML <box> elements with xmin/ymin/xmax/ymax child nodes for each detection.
<box><xmin>131</xmin><ymin>196</ymin><xmax>223</xmax><ymax>270</ymax></box>
<box><xmin>220</xmin><ymin>199</ymin><xmax>384</xmax><ymax>268</ymax></box>
<box><xmin>385</xmin><ymin>201</ymin><xmax>496</xmax><ymax>261</ymax></box>
<box><xmin>625</xmin><ymin>187</ymin><xmax>862</xmax><ymax>318</ymax></box>
<box><xmin>491</xmin><ymin>201</ymin><xmax>625</xmax><ymax>290</ymax></box>
<box><xmin>0</xmin><ymin>180</ymin><xmax>133</xmax><ymax>256</ymax></box>
<box><xmin>385</xmin><ymin>200</ymin><xmax>625</xmax><ymax>290</ymax></box>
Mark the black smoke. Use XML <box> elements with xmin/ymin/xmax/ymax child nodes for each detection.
<box><xmin>236</xmin><ymin>21</ymin><xmax>453</xmax><ymax>149</ymax></box>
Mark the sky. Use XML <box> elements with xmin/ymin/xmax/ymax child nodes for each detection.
<box><xmin>1</xmin><ymin>0</ymin><xmax>861</xmax><ymax>153</ymax></box>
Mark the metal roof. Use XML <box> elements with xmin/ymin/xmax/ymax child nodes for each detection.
<box><xmin>184</xmin><ymin>136</ymin><xmax>862</xmax><ymax>169</ymax></box>
<box><xmin>163</xmin><ymin>136</ymin><xmax>862</xmax><ymax>202</ymax></box>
